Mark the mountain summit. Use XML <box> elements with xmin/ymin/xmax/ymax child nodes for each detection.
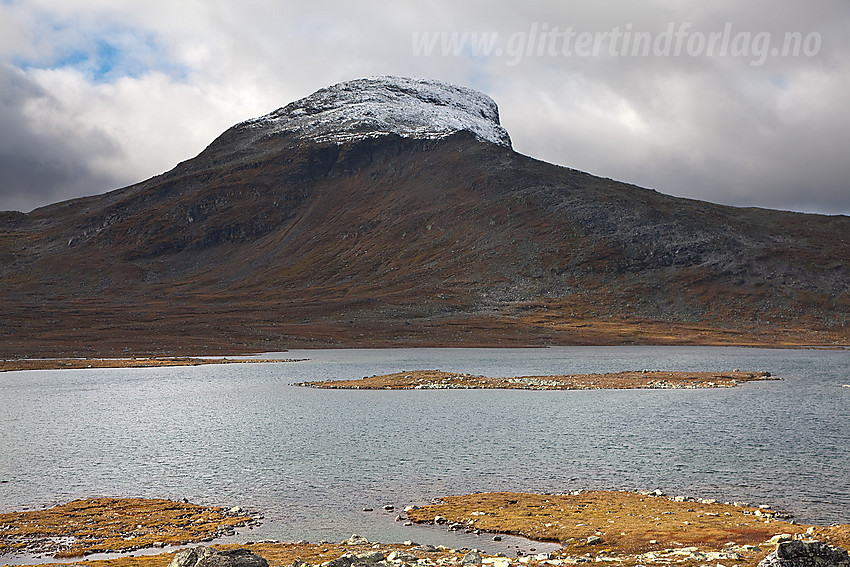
<box><xmin>237</xmin><ymin>76</ymin><xmax>512</xmax><ymax>148</ymax></box>
<box><xmin>1</xmin><ymin>77</ymin><xmax>848</xmax><ymax>355</ymax></box>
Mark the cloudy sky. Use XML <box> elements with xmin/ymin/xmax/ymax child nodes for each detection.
<box><xmin>1</xmin><ymin>0</ymin><xmax>848</xmax><ymax>214</ymax></box>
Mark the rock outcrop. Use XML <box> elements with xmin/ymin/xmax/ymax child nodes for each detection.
<box><xmin>168</xmin><ymin>546</ymin><xmax>269</xmax><ymax>567</ymax></box>
<box><xmin>757</xmin><ymin>540</ymin><xmax>850</xmax><ymax>567</ymax></box>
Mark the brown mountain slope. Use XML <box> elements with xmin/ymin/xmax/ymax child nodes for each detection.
<box><xmin>1</xmin><ymin>103</ymin><xmax>849</xmax><ymax>356</ymax></box>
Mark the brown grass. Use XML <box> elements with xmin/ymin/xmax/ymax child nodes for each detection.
<box><xmin>0</xmin><ymin>498</ymin><xmax>253</xmax><ymax>558</ymax></box>
<box><xmin>406</xmin><ymin>491</ymin><xmax>850</xmax><ymax>566</ymax></box>
<box><xmin>5</xmin><ymin>493</ymin><xmax>849</xmax><ymax>567</ymax></box>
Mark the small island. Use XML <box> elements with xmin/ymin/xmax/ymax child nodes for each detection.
<box><xmin>297</xmin><ymin>369</ymin><xmax>775</xmax><ymax>390</ymax></box>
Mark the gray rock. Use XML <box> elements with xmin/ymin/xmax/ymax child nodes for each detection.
<box><xmin>354</xmin><ymin>551</ymin><xmax>385</xmax><ymax>564</ymax></box>
<box><xmin>386</xmin><ymin>550</ymin><xmax>418</xmax><ymax>563</ymax></box>
<box><xmin>321</xmin><ymin>555</ymin><xmax>355</xmax><ymax>567</ymax></box>
<box><xmin>168</xmin><ymin>546</ymin><xmax>268</xmax><ymax>567</ymax></box>
<box><xmin>462</xmin><ymin>551</ymin><xmax>483</xmax><ymax>566</ymax></box>
<box><xmin>586</xmin><ymin>536</ymin><xmax>603</xmax><ymax>545</ymax></box>
<box><xmin>412</xmin><ymin>544</ymin><xmax>439</xmax><ymax>552</ymax></box>
<box><xmin>757</xmin><ymin>540</ymin><xmax>850</xmax><ymax>567</ymax></box>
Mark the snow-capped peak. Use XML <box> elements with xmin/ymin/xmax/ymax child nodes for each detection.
<box><xmin>242</xmin><ymin>76</ymin><xmax>512</xmax><ymax>148</ymax></box>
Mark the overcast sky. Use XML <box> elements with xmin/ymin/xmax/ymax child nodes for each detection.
<box><xmin>1</xmin><ymin>0</ymin><xmax>848</xmax><ymax>214</ymax></box>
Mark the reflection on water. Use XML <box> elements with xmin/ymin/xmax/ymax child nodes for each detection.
<box><xmin>0</xmin><ymin>347</ymin><xmax>848</xmax><ymax>550</ymax></box>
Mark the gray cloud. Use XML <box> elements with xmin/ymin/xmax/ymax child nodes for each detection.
<box><xmin>1</xmin><ymin>1</ymin><xmax>848</xmax><ymax>215</ymax></box>
<box><xmin>0</xmin><ymin>64</ymin><xmax>123</xmax><ymax>211</ymax></box>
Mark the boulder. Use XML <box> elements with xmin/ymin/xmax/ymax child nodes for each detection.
<box><xmin>462</xmin><ymin>551</ymin><xmax>483</xmax><ymax>566</ymax></box>
<box><xmin>386</xmin><ymin>550</ymin><xmax>419</xmax><ymax>563</ymax></box>
<box><xmin>757</xmin><ymin>540</ymin><xmax>850</xmax><ymax>567</ymax></box>
<box><xmin>168</xmin><ymin>547</ymin><xmax>268</xmax><ymax>567</ymax></box>
<box><xmin>321</xmin><ymin>555</ymin><xmax>355</xmax><ymax>567</ymax></box>
<box><xmin>354</xmin><ymin>552</ymin><xmax>385</xmax><ymax>564</ymax></box>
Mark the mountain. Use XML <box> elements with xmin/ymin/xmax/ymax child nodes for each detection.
<box><xmin>1</xmin><ymin>76</ymin><xmax>848</xmax><ymax>357</ymax></box>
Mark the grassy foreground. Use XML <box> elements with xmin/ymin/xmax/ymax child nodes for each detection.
<box><xmin>2</xmin><ymin>492</ymin><xmax>849</xmax><ymax>567</ymax></box>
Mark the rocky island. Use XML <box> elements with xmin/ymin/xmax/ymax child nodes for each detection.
<box><xmin>296</xmin><ymin>370</ymin><xmax>775</xmax><ymax>390</ymax></box>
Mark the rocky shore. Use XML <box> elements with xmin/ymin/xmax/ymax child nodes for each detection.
<box><xmin>0</xmin><ymin>358</ymin><xmax>303</xmax><ymax>372</ymax></box>
<box><xmin>2</xmin><ymin>492</ymin><xmax>848</xmax><ymax>567</ymax></box>
<box><xmin>296</xmin><ymin>370</ymin><xmax>776</xmax><ymax>390</ymax></box>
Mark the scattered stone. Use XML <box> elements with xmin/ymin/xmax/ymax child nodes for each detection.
<box><xmin>462</xmin><ymin>551</ymin><xmax>483</xmax><ymax>565</ymax></box>
<box><xmin>758</xmin><ymin>540</ymin><xmax>850</xmax><ymax>567</ymax></box>
<box><xmin>403</xmin><ymin>505</ymin><xmax>419</xmax><ymax>513</ymax></box>
<box><xmin>342</xmin><ymin>535</ymin><xmax>370</xmax><ymax>546</ymax></box>
<box><xmin>412</xmin><ymin>544</ymin><xmax>438</xmax><ymax>552</ymax></box>
<box><xmin>434</xmin><ymin>515</ymin><xmax>448</xmax><ymax>524</ymax></box>
<box><xmin>383</xmin><ymin>505</ymin><xmax>394</xmax><ymax>511</ymax></box>
<box><xmin>168</xmin><ymin>546</ymin><xmax>268</xmax><ymax>567</ymax></box>
<box><xmin>492</xmin><ymin>536</ymin><xmax>502</xmax><ymax>542</ymax></box>
<box><xmin>586</xmin><ymin>536</ymin><xmax>602</xmax><ymax>545</ymax></box>
<box><xmin>768</xmin><ymin>534</ymin><xmax>794</xmax><ymax>545</ymax></box>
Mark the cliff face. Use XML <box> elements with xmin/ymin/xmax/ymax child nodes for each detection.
<box><xmin>1</xmin><ymin>77</ymin><xmax>848</xmax><ymax>355</ymax></box>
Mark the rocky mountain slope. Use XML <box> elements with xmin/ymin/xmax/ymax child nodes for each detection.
<box><xmin>1</xmin><ymin>76</ymin><xmax>848</xmax><ymax>356</ymax></box>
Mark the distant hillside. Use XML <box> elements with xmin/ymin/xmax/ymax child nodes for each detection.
<box><xmin>1</xmin><ymin>77</ymin><xmax>847</xmax><ymax>356</ymax></box>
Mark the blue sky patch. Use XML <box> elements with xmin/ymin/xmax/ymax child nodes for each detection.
<box><xmin>13</xmin><ymin>21</ymin><xmax>187</xmax><ymax>83</ymax></box>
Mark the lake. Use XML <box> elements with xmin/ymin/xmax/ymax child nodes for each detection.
<box><xmin>1</xmin><ymin>346</ymin><xmax>848</xmax><ymax>557</ymax></box>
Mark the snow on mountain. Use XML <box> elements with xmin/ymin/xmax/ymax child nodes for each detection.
<box><xmin>241</xmin><ymin>76</ymin><xmax>512</xmax><ymax>148</ymax></box>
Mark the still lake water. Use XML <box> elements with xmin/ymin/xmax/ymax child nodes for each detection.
<box><xmin>1</xmin><ymin>346</ymin><xmax>849</xmax><ymax>553</ymax></box>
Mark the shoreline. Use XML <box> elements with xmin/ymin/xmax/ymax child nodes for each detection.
<box><xmin>297</xmin><ymin>369</ymin><xmax>776</xmax><ymax>390</ymax></box>
<box><xmin>0</xmin><ymin>358</ymin><xmax>304</xmax><ymax>373</ymax></box>
<box><xmin>1</xmin><ymin>339</ymin><xmax>848</xmax><ymax>362</ymax></box>
<box><xmin>2</xmin><ymin>493</ymin><xmax>848</xmax><ymax>567</ymax></box>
